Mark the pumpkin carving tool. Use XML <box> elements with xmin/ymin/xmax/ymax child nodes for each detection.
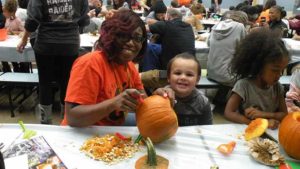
<box><xmin>260</xmin><ymin>131</ymin><xmax>278</xmax><ymax>143</ymax></box>
<box><xmin>131</xmin><ymin>93</ymin><xmax>144</xmax><ymax>103</ymax></box>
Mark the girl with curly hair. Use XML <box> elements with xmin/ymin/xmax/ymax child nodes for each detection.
<box><xmin>224</xmin><ymin>28</ymin><xmax>290</xmax><ymax>129</ymax></box>
<box><xmin>61</xmin><ymin>9</ymin><xmax>174</xmax><ymax>127</ymax></box>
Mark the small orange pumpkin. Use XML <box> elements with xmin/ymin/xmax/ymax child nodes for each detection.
<box><xmin>278</xmin><ymin>112</ymin><xmax>300</xmax><ymax>160</ymax></box>
<box><xmin>177</xmin><ymin>0</ymin><xmax>191</xmax><ymax>6</ymax></box>
<box><xmin>244</xmin><ymin>118</ymin><xmax>268</xmax><ymax>141</ymax></box>
<box><xmin>136</xmin><ymin>95</ymin><xmax>178</xmax><ymax>143</ymax></box>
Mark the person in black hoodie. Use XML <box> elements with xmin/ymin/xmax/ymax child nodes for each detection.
<box><xmin>17</xmin><ymin>0</ymin><xmax>90</xmax><ymax>124</ymax></box>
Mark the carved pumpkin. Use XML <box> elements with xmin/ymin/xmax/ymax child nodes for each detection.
<box><xmin>244</xmin><ymin>118</ymin><xmax>268</xmax><ymax>141</ymax></box>
<box><xmin>279</xmin><ymin>112</ymin><xmax>300</xmax><ymax>160</ymax></box>
<box><xmin>136</xmin><ymin>95</ymin><xmax>178</xmax><ymax>143</ymax></box>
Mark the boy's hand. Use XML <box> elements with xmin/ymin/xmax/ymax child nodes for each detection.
<box><xmin>245</xmin><ymin>107</ymin><xmax>263</xmax><ymax>119</ymax></box>
<box><xmin>268</xmin><ymin>119</ymin><xmax>280</xmax><ymax>129</ymax></box>
<box><xmin>153</xmin><ymin>87</ymin><xmax>175</xmax><ymax>106</ymax></box>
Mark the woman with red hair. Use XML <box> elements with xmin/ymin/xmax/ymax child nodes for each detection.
<box><xmin>61</xmin><ymin>9</ymin><xmax>173</xmax><ymax>127</ymax></box>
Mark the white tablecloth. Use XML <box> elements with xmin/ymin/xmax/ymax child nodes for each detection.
<box><xmin>0</xmin><ymin>35</ymin><xmax>34</xmax><ymax>62</ymax></box>
<box><xmin>195</xmin><ymin>32</ymin><xmax>210</xmax><ymax>53</ymax></box>
<box><xmin>80</xmin><ymin>33</ymin><xmax>99</xmax><ymax>48</ymax></box>
<box><xmin>0</xmin><ymin>123</ymin><xmax>297</xmax><ymax>169</ymax></box>
<box><xmin>0</xmin><ymin>34</ymin><xmax>99</xmax><ymax>62</ymax></box>
<box><xmin>200</xmin><ymin>19</ymin><xmax>220</xmax><ymax>26</ymax></box>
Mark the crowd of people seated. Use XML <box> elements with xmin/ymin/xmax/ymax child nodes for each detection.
<box><xmin>0</xmin><ymin>0</ymin><xmax>298</xmax><ymax>130</ymax></box>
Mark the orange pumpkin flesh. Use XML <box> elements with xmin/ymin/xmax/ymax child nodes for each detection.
<box><xmin>244</xmin><ymin>118</ymin><xmax>268</xmax><ymax>141</ymax></box>
<box><xmin>217</xmin><ymin>141</ymin><xmax>236</xmax><ymax>155</ymax></box>
<box><xmin>136</xmin><ymin>95</ymin><xmax>178</xmax><ymax>143</ymax></box>
<box><xmin>279</xmin><ymin>112</ymin><xmax>300</xmax><ymax>160</ymax></box>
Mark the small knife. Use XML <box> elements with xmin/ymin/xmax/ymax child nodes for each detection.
<box><xmin>260</xmin><ymin>132</ymin><xmax>278</xmax><ymax>143</ymax></box>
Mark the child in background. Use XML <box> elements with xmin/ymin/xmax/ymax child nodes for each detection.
<box><xmin>268</xmin><ymin>5</ymin><xmax>288</xmax><ymax>38</ymax></box>
<box><xmin>285</xmin><ymin>69</ymin><xmax>300</xmax><ymax>112</ymax></box>
<box><xmin>2</xmin><ymin>0</ymin><xmax>29</xmax><ymax>73</ymax></box>
<box><xmin>3</xmin><ymin>0</ymin><xmax>24</xmax><ymax>34</ymax></box>
<box><xmin>166</xmin><ymin>53</ymin><xmax>212</xmax><ymax>126</ymax></box>
<box><xmin>225</xmin><ymin>28</ymin><xmax>289</xmax><ymax>129</ymax></box>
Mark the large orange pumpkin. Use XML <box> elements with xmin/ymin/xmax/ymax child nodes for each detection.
<box><xmin>278</xmin><ymin>112</ymin><xmax>300</xmax><ymax>160</ymax></box>
<box><xmin>136</xmin><ymin>95</ymin><xmax>178</xmax><ymax>143</ymax></box>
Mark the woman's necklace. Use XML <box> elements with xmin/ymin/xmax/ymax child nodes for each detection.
<box><xmin>111</xmin><ymin>62</ymin><xmax>132</xmax><ymax>94</ymax></box>
<box><xmin>109</xmin><ymin>62</ymin><xmax>132</xmax><ymax>120</ymax></box>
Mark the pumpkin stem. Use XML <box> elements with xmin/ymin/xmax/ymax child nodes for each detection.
<box><xmin>144</xmin><ymin>137</ymin><xmax>157</xmax><ymax>166</ymax></box>
<box><xmin>134</xmin><ymin>134</ymin><xmax>143</xmax><ymax>144</ymax></box>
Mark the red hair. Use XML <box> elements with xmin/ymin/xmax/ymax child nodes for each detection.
<box><xmin>95</xmin><ymin>9</ymin><xmax>147</xmax><ymax>62</ymax></box>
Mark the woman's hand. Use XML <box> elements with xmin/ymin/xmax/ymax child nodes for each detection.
<box><xmin>112</xmin><ymin>89</ymin><xmax>143</xmax><ymax>112</ymax></box>
<box><xmin>245</xmin><ymin>107</ymin><xmax>263</xmax><ymax>119</ymax></box>
<box><xmin>153</xmin><ymin>87</ymin><xmax>175</xmax><ymax>106</ymax></box>
<box><xmin>268</xmin><ymin>119</ymin><xmax>280</xmax><ymax>129</ymax></box>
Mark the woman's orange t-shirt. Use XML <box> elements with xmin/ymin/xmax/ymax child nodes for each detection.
<box><xmin>61</xmin><ymin>50</ymin><xmax>144</xmax><ymax>126</ymax></box>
